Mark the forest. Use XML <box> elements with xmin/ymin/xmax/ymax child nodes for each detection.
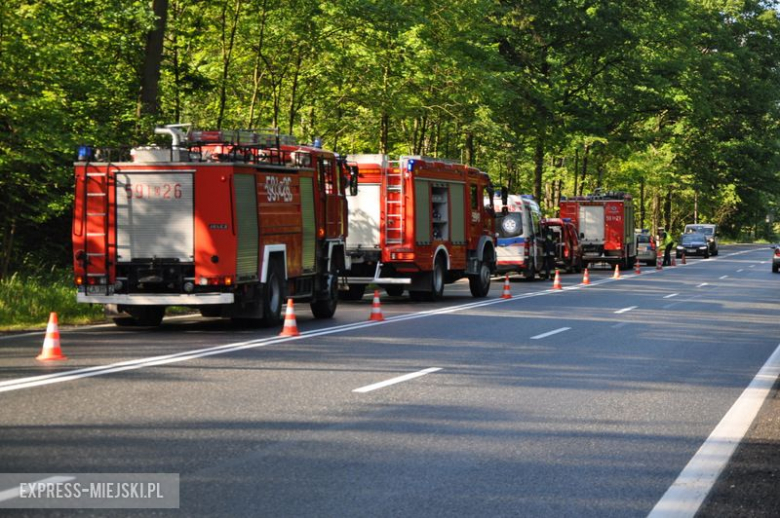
<box><xmin>2</xmin><ymin>0</ymin><xmax>780</xmax><ymax>279</ymax></box>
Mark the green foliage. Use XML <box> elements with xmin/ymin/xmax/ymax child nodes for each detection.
<box><xmin>0</xmin><ymin>270</ymin><xmax>103</xmax><ymax>330</ymax></box>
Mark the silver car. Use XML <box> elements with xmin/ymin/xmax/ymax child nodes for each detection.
<box><xmin>635</xmin><ymin>232</ymin><xmax>657</xmax><ymax>266</ymax></box>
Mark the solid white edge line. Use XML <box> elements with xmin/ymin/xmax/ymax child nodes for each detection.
<box><xmin>0</xmin><ymin>476</ymin><xmax>76</xmax><ymax>502</ymax></box>
<box><xmin>648</xmin><ymin>342</ymin><xmax>780</xmax><ymax>518</ymax></box>
<box><xmin>353</xmin><ymin>367</ymin><xmax>442</xmax><ymax>393</ymax></box>
<box><xmin>530</xmin><ymin>327</ymin><xmax>571</xmax><ymax>340</ymax></box>
<box><xmin>615</xmin><ymin>306</ymin><xmax>637</xmax><ymax>314</ymax></box>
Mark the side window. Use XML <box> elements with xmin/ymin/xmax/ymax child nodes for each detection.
<box><xmin>318</xmin><ymin>157</ymin><xmax>337</xmax><ymax>195</ymax></box>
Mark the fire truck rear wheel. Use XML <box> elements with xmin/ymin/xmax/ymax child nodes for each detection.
<box><xmin>311</xmin><ymin>276</ymin><xmax>338</xmax><ymax>319</ymax></box>
<box><xmin>468</xmin><ymin>262</ymin><xmax>491</xmax><ymax>298</ymax></box>
<box><xmin>430</xmin><ymin>256</ymin><xmax>446</xmax><ymax>300</ymax></box>
<box><xmin>261</xmin><ymin>261</ymin><xmax>285</xmax><ymax>326</ymax></box>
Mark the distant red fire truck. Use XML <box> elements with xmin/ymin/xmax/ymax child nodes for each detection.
<box><xmin>72</xmin><ymin>124</ymin><xmax>348</xmax><ymax>326</ymax></box>
<box><xmin>559</xmin><ymin>191</ymin><xmax>636</xmax><ymax>269</ymax></box>
<box><xmin>343</xmin><ymin>155</ymin><xmax>496</xmax><ymax>300</ymax></box>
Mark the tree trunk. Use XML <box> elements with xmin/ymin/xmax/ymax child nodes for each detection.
<box><xmin>465</xmin><ymin>131</ymin><xmax>475</xmax><ymax>166</ymax></box>
<box><xmin>664</xmin><ymin>187</ymin><xmax>672</xmax><ymax>231</ymax></box>
<box><xmin>137</xmin><ymin>0</ymin><xmax>169</xmax><ymax>119</ymax></box>
<box><xmin>639</xmin><ymin>178</ymin><xmax>645</xmax><ymax>229</ymax></box>
<box><xmin>217</xmin><ymin>0</ymin><xmax>242</xmax><ymax>129</ymax></box>
<box><xmin>533</xmin><ymin>136</ymin><xmax>543</xmax><ymax>202</ymax></box>
<box><xmin>288</xmin><ymin>48</ymin><xmax>303</xmax><ymax>135</ymax></box>
<box><xmin>579</xmin><ymin>144</ymin><xmax>590</xmax><ymax>196</ymax></box>
<box><xmin>247</xmin><ymin>0</ymin><xmax>269</xmax><ymax>127</ymax></box>
<box><xmin>573</xmin><ymin>148</ymin><xmax>579</xmax><ymax>198</ymax></box>
<box><xmin>0</xmin><ymin>218</ymin><xmax>15</xmax><ymax>281</ymax></box>
<box><xmin>380</xmin><ymin>112</ymin><xmax>389</xmax><ymax>154</ymax></box>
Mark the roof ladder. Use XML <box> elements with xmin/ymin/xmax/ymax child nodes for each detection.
<box><xmin>384</xmin><ymin>160</ymin><xmax>404</xmax><ymax>245</ymax></box>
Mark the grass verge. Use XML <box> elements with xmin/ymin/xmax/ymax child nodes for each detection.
<box><xmin>0</xmin><ymin>270</ymin><xmax>104</xmax><ymax>331</ymax></box>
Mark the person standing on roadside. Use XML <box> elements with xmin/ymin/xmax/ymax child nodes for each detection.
<box><xmin>662</xmin><ymin>231</ymin><xmax>674</xmax><ymax>266</ymax></box>
<box><xmin>543</xmin><ymin>230</ymin><xmax>556</xmax><ymax>280</ymax></box>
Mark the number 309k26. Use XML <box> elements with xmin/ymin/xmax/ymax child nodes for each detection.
<box><xmin>124</xmin><ymin>183</ymin><xmax>183</xmax><ymax>199</ymax></box>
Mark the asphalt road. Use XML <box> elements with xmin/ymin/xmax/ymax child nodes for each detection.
<box><xmin>0</xmin><ymin>245</ymin><xmax>778</xmax><ymax>517</ymax></box>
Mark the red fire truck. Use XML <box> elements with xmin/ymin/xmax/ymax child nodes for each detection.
<box><xmin>72</xmin><ymin>124</ymin><xmax>348</xmax><ymax>327</ymax></box>
<box><xmin>559</xmin><ymin>191</ymin><xmax>636</xmax><ymax>269</ymax></box>
<box><xmin>343</xmin><ymin>155</ymin><xmax>496</xmax><ymax>301</ymax></box>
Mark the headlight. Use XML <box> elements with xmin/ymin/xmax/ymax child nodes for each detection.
<box><xmin>699</xmin><ymin>246</ymin><xmax>707</xmax><ymax>250</ymax></box>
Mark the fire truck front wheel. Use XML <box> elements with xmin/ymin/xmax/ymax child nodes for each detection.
<box><xmin>468</xmin><ymin>262</ymin><xmax>491</xmax><ymax>298</ymax></box>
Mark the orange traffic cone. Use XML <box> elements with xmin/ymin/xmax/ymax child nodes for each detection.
<box><xmin>552</xmin><ymin>269</ymin><xmax>562</xmax><ymax>290</ymax></box>
<box><xmin>634</xmin><ymin>259</ymin><xmax>641</xmax><ymax>275</ymax></box>
<box><xmin>613</xmin><ymin>264</ymin><xmax>621</xmax><ymax>279</ymax></box>
<box><xmin>36</xmin><ymin>312</ymin><xmax>67</xmax><ymax>361</ymax></box>
<box><xmin>657</xmin><ymin>252</ymin><xmax>663</xmax><ymax>270</ymax></box>
<box><xmin>582</xmin><ymin>268</ymin><xmax>591</xmax><ymax>285</ymax></box>
<box><xmin>501</xmin><ymin>274</ymin><xmax>512</xmax><ymax>299</ymax></box>
<box><xmin>279</xmin><ymin>299</ymin><xmax>300</xmax><ymax>337</ymax></box>
<box><xmin>369</xmin><ymin>290</ymin><xmax>385</xmax><ymax>322</ymax></box>
<box><xmin>682</xmin><ymin>253</ymin><xmax>687</xmax><ymax>265</ymax></box>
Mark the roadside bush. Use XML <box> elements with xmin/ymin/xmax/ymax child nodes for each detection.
<box><xmin>0</xmin><ymin>269</ymin><xmax>103</xmax><ymax>330</ymax></box>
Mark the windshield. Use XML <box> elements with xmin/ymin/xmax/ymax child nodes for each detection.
<box><xmin>497</xmin><ymin>212</ymin><xmax>523</xmax><ymax>238</ymax></box>
<box><xmin>637</xmin><ymin>234</ymin><xmax>651</xmax><ymax>244</ymax></box>
<box><xmin>686</xmin><ymin>225</ymin><xmax>713</xmax><ymax>236</ymax></box>
<box><xmin>681</xmin><ymin>233</ymin><xmax>705</xmax><ymax>245</ymax></box>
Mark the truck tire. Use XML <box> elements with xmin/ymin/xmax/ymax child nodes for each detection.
<box><xmin>410</xmin><ymin>255</ymin><xmax>445</xmax><ymax>301</ymax></box>
<box><xmin>430</xmin><ymin>255</ymin><xmax>445</xmax><ymax>300</ymax></box>
<box><xmin>340</xmin><ymin>284</ymin><xmax>366</xmax><ymax>301</ymax></box>
<box><xmin>311</xmin><ymin>276</ymin><xmax>338</xmax><ymax>319</ymax></box>
<box><xmin>468</xmin><ymin>262</ymin><xmax>491</xmax><ymax>298</ymax></box>
<box><xmin>261</xmin><ymin>261</ymin><xmax>285</xmax><ymax>327</ymax></box>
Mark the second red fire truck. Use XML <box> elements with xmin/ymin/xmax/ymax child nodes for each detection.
<box><xmin>343</xmin><ymin>155</ymin><xmax>497</xmax><ymax>300</ymax></box>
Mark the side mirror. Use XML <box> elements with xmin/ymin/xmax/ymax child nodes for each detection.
<box><xmin>348</xmin><ymin>165</ymin><xmax>359</xmax><ymax>196</ymax></box>
<box><xmin>501</xmin><ymin>186</ymin><xmax>508</xmax><ymax>207</ymax></box>
<box><xmin>580</xmin><ymin>232</ymin><xmax>585</xmax><ymax>239</ymax></box>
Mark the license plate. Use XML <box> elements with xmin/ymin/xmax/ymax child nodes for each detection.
<box><xmin>86</xmin><ymin>285</ymin><xmax>114</xmax><ymax>294</ymax></box>
<box><xmin>686</xmin><ymin>248</ymin><xmax>696</xmax><ymax>253</ymax></box>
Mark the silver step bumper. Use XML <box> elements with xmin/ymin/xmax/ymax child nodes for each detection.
<box><xmin>77</xmin><ymin>293</ymin><xmax>234</xmax><ymax>305</ymax></box>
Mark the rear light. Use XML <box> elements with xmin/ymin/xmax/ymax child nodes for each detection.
<box><xmin>774</xmin><ymin>249</ymin><xmax>780</xmax><ymax>257</ymax></box>
<box><xmin>200</xmin><ymin>276</ymin><xmax>234</xmax><ymax>286</ymax></box>
<box><xmin>75</xmin><ymin>276</ymin><xmax>83</xmax><ymax>286</ymax></box>
<box><xmin>391</xmin><ymin>252</ymin><xmax>415</xmax><ymax>260</ymax></box>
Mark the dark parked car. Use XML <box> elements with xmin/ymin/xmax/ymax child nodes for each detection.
<box><xmin>772</xmin><ymin>246</ymin><xmax>780</xmax><ymax>273</ymax></box>
<box><xmin>684</xmin><ymin>224</ymin><xmax>718</xmax><ymax>255</ymax></box>
<box><xmin>676</xmin><ymin>232</ymin><xmax>710</xmax><ymax>259</ymax></box>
